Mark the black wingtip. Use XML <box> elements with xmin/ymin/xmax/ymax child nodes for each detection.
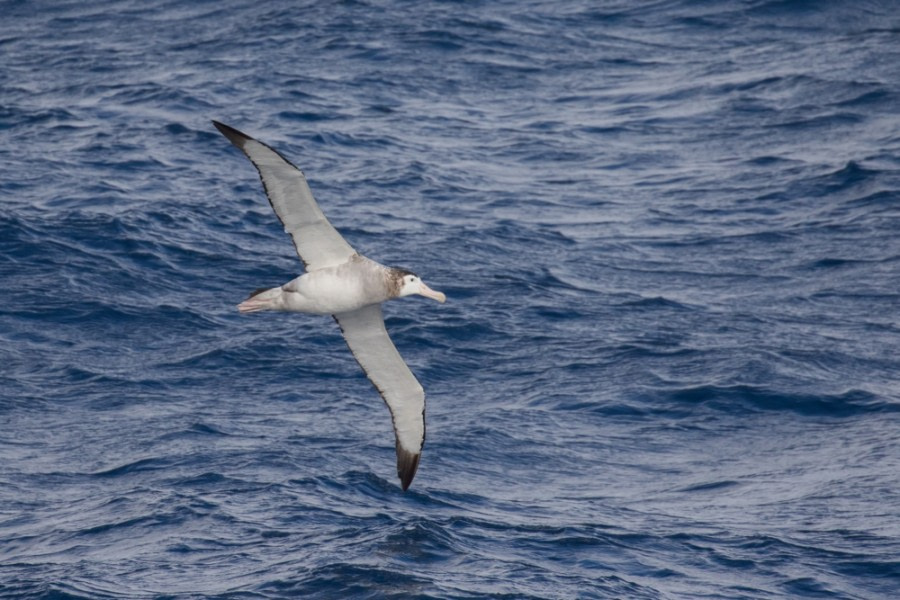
<box><xmin>396</xmin><ymin>443</ymin><xmax>421</xmax><ymax>491</ymax></box>
<box><xmin>212</xmin><ymin>120</ymin><xmax>252</xmax><ymax>149</ymax></box>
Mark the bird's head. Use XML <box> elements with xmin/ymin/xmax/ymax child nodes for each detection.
<box><xmin>394</xmin><ymin>269</ymin><xmax>446</xmax><ymax>303</ymax></box>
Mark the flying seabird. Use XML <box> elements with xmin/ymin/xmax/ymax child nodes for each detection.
<box><xmin>213</xmin><ymin>120</ymin><xmax>445</xmax><ymax>491</ymax></box>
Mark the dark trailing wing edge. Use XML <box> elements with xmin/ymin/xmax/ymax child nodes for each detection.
<box><xmin>246</xmin><ymin>287</ymin><xmax>271</xmax><ymax>300</ymax></box>
<box><xmin>212</xmin><ymin>120</ymin><xmax>251</xmax><ymax>152</ymax></box>
<box><xmin>213</xmin><ymin>120</ymin><xmax>300</xmax><ymax>170</ymax></box>
<box><xmin>396</xmin><ymin>442</ymin><xmax>421</xmax><ymax>492</ymax></box>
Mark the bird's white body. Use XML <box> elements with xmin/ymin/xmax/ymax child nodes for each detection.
<box><xmin>241</xmin><ymin>255</ymin><xmax>394</xmax><ymax>315</ymax></box>
<box><xmin>239</xmin><ymin>254</ymin><xmax>444</xmax><ymax>315</ymax></box>
<box><xmin>284</xmin><ymin>261</ymin><xmax>382</xmax><ymax>314</ymax></box>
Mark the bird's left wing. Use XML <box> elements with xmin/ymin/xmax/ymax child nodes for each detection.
<box><xmin>334</xmin><ymin>304</ymin><xmax>426</xmax><ymax>491</ymax></box>
<box><xmin>213</xmin><ymin>121</ymin><xmax>356</xmax><ymax>271</ymax></box>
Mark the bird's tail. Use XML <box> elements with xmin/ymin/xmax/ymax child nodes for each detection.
<box><xmin>237</xmin><ymin>287</ymin><xmax>282</xmax><ymax>313</ymax></box>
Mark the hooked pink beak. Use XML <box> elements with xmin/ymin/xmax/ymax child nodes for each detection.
<box><xmin>419</xmin><ymin>282</ymin><xmax>446</xmax><ymax>303</ymax></box>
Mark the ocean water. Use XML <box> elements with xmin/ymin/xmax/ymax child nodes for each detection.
<box><xmin>2</xmin><ymin>0</ymin><xmax>900</xmax><ymax>598</ymax></box>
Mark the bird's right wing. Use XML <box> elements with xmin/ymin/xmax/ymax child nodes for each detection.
<box><xmin>213</xmin><ymin>121</ymin><xmax>356</xmax><ymax>271</ymax></box>
<box><xmin>334</xmin><ymin>304</ymin><xmax>426</xmax><ymax>491</ymax></box>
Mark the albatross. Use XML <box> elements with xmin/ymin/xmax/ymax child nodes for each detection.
<box><xmin>213</xmin><ymin>121</ymin><xmax>445</xmax><ymax>491</ymax></box>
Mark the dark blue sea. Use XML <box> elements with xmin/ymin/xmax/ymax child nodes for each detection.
<box><xmin>3</xmin><ymin>1</ymin><xmax>900</xmax><ymax>598</ymax></box>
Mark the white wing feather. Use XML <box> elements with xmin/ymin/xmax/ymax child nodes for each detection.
<box><xmin>334</xmin><ymin>304</ymin><xmax>425</xmax><ymax>490</ymax></box>
<box><xmin>213</xmin><ymin>121</ymin><xmax>356</xmax><ymax>271</ymax></box>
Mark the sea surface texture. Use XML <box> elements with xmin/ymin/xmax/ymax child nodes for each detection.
<box><xmin>2</xmin><ymin>1</ymin><xmax>900</xmax><ymax>598</ymax></box>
